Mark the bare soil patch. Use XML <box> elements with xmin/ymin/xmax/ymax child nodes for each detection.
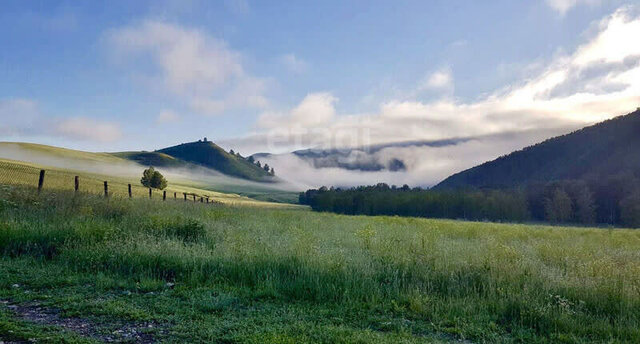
<box><xmin>1</xmin><ymin>299</ymin><xmax>166</xmax><ymax>343</ymax></box>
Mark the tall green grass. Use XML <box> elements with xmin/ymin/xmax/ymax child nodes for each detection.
<box><xmin>1</xmin><ymin>184</ymin><xmax>639</xmax><ymax>342</ymax></box>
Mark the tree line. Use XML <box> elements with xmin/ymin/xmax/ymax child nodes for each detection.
<box><xmin>229</xmin><ymin>149</ymin><xmax>275</xmax><ymax>176</ymax></box>
<box><xmin>299</xmin><ymin>172</ymin><xmax>640</xmax><ymax>227</ymax></box>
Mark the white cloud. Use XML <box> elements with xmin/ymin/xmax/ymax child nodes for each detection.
<box><xmin>257</xmin><ymin>92</ymin><xmax>337</xmax><ymax>129</ymax></box>
<box><xmin>107</xmin><ymin>20</ymin><xmax>268</xmax><ymax>116</ymax></box>
<box><xmin>573</xmin><ymin>7</ymin><xmax>640</xmax><ymax>65</ymax></box>
<box><xmin>230</xmin><ymin>6</ymin><xmax>640</xmax><ymax>187</ymax></box>
<box><xmin>157</xmin><ymin>109</ymin><xmax>180</xmax><ymax>124</ymax></box>
<box><xmin>546</xmin><ymin>0</ymin><xmax>602</xmax><ymax>15</ymax></box>
<box><xmin>55</xmin><ymin>117</ymin><xmax>123</xmax><ymax>143</ymax></box>
<box><xmin>280</xmin><ymin>53</ymin><xmax>308</xmax><ymax>74</ymax></box>
<box><xmin>421</xmin><ymin>67</ymin><xmax>454</xmax><ymax>91</ymax></box>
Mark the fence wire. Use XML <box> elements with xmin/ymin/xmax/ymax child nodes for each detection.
<box><xmin>0</xmin><ymin>160</ymin><xmax>212</xmax><ymax>202</ymax></box>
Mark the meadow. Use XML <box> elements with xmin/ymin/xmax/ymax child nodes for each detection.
<box><xmin>0</xmin><ymin>142</ymin><xmax>300</xmax><ymax>205</ymax></box>
<box><xmin>0</xmin><ymin>158</ymin><xmax>300</xmax><ymax>209</ymax></box>
<box><xmin>1</xmin><ymin>181</ymin><xmax>639</xmax><ymax>343</ymax></box>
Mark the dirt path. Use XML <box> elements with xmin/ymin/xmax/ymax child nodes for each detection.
<box><xmin>1</xmin><ymin>299</ymin><xmax>166</xmax><ymax>343</ymax></box>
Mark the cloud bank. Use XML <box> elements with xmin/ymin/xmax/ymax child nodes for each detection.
<box><xmin>227</xmin><ymin>6</ymin><xmax>640</xmax><ymax>188</ymax></box>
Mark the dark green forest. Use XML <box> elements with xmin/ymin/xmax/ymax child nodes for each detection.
<box><xmin>436</xmin><ymin>108</ymin><xmax>640</xmax><ymax>189</ymax></box>
<box><xmin>300</xmin><ymin>172</ymin><xmax>640</xmax><ymax>227</ymax></box>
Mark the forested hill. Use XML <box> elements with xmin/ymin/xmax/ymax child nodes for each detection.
<box><xmin>157</xmin><ymin>141</ymin><xmax>274</xmax><ymax>182</ymax></box>
<box><xmin>115</xmin><ymin>140</ymin><xmax>275</xmax><ymax>182</ymax></box>
<box><xmin>436</xmin><ymin>108</ymin><xmax>640</xmax><ymax>189</ymax></box>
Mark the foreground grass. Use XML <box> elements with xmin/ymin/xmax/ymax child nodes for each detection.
<box><xmin>0</xmin><ymin>185</ymin><xmax>639</xmax><ymax>343</ymax></box>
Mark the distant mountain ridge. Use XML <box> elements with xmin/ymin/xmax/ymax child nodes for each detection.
<box><xmin>435</xmin><ymin>108</ymin><xmax>640</xmax><ymax>189</ymax></box>
<box><xmin>116</xmin><ymin>140</ymin><xmax>274</xmax><ymax>182</ymax></box>
<box><xmin>252</xmin><ymin>138</ymin><xmax>474</xmax><ymax>172</ymax></box>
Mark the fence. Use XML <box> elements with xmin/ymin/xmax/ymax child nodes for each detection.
<box><xmin>0</xmin><ymin>161</ymin><xmax>216</xmax><ymax>204</ymax></box>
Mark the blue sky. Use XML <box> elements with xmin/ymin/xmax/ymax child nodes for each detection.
<box><xmin>1</xmin><ymin>0</ymin><xmax>639</xmax><ymax>164</ymax></box>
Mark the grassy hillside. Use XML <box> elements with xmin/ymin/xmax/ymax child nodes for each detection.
<box><xmin>0</xmin><ymin>142</ymin><xmax>125</xmax><ymax>164</ymax></box>
<box><xmin>157</xmin><ymin>141</ymin><xmax>273</xmax><ymax>182</ymax></box>
<box><xmin>0</xmin><ymin>142</ymin><xmax>301</xmax><ymax>204</ymax></box>
<box><xmin>0</xmin><ymin>185</ymin><xmax>639</xmax><ymax>342</ymax></box>
<box><xmin>436</xmin><ymin>108</ymin><xmax>640</xmax><ymax>189</ymax></box>
<box><xmin>112</xmin><ymin>151</ymin><xmax>186</xmax><ymax>168</ymax></box>
<box><xmin>0</xmin><ymin>157</ymin><xmax>299</xmax><ymax>209</ymax></box>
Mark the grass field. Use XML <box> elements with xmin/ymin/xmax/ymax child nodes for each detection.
<box><xmin>0</xmin><ymin>157</ymin><xmax>301</xmax><ymax>209</ymax></box>
<box><xmin>0</xmin><ymin>142</ymin><xmax>301</xmax><ymax>204</ymax></box>
<box><xmin>1</xmin><ymin>181</ymin><xmax>639</xmax><ymax>343</ymax></box>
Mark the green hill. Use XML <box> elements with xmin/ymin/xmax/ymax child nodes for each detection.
<box><xmin>112</xmin><ymin>151</ymin><xmax>185</xmax><ymax>168</ymax></box>
<box><xmin>157</xmin><ymin>140</ymin><xmax>273</xmax><ymax>182</ymax></box>
<box><xmin>0</xmin><ymin>142</ymin><xmax>124</xmax><ymax>164</ymax></box>
<box><xmin>112</xmin><ymin>140</ymin><xmax>275</xmax><ymax>182</ymax></box>
<box><xmin>435</xmin><ymin>108</ymin><xmax>640</xmax><ymax>189</ymax></box>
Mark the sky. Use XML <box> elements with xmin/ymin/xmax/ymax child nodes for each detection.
<box><xmin>1</xmin><ymin>0</ymin><xmax>640</xmax><ymax>187</ymax></box>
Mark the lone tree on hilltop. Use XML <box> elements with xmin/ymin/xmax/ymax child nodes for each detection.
<box><xmin>141</xmin><ymin>167</ymin><xmax>168</xmax><ymax>190</ymax></box>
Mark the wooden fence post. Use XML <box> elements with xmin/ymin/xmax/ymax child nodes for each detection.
<box><xmin>200</xmin><ymin>197</ymin><xmax>203</xmax><ymax>203</ymax></box>
<box><xmin>163</xmin><ymin>191</ymin><xmax>166</xmax><ymax>201</ymax></box>
<box><xmin>149</xmin><ymin>188</ymin><xmax>152</xmax><ymax>199</ymax></box>
<box><xmin>104</xmin><ymin>181</ymin><xmax>108</xmax><ymax>198</ymax></box>
<box><xmin>193</xmin><ymin>195</ymin><xmax>196</xmax><ymax>202</ymax></box>
<box><xmin>37</xmin><ymin>170</ymin><xmax>45</xmax><ymax>193</ymax></box>
<box><xmin>174</xmin><ymin>192</ymin><xmax>177</xmax><ymax>200</ymax></box>
<box><xmin>183</xmin><ymin>192</ymin><xmax>187</xmax><ymax>201</ymax></box>
<box><xmin>128</xmin><ymin>184</ymin><xmax>132</xmax><ymax>198</ymax></box>
<box><xmin>206</xmin><ymin>197</ymin><xmax>209</xmax><ymax>204</ymax></box>
<box><xmin>74</xmin><ymin>176</ymin><xmax>79</xmax><ymax>192</ymax></box>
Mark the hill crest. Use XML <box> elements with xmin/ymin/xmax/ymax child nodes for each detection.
<box><xmin>156</xmin><ymin>140</ymin><xmax>273</xmax><ymax>182</ymax></box>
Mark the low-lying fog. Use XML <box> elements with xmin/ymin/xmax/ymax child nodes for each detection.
<box><xmin>0</xmin><ymin>125</ymin><xmax>571</xmax><ymax>193</ymax></box>
<box><xmin>256</xmin><ymin>127</ymin><xmax>574</xmax><ymax>189</ymax></box>
<box><xmin>0</xmin><ymin>143</ymin><xmax>300</xmax><ymax>193</ymax></box>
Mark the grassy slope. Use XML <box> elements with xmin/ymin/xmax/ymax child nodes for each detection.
<box><xmin>0</xmin><ymin>142</ymin><xmax>124</xmax><ymax>164</ymax></box>
<box><xmin>0</xmin><ymin>158</ymin><xmax>299</xmax><ymax>209</ymax></box>
<box><xmin>1</xmin><ymin>184</ymin><xmax>639</xmax><ymax>343</ymax></box>
<box><xmin>0</xmin><ymin>142</ymin><xmax>300</xmax><ymax>205</ymax></box>
<box><xmin>157</xmin><ymin>141</ymin><xmax>272</xmax><ymax>182</ymax></box>
<box><xmin>111</xmin><ymin>151</ymin><xmax>186</xmax><ymax>168</ymax></box>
